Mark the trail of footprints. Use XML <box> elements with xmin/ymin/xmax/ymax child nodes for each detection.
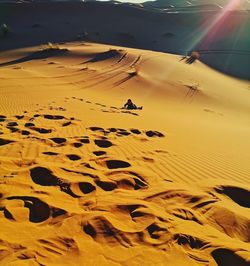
<box><xmin>0</xmin><ymin>112</ymin><xmax>164</xmax><ymax>221</ymax></box>
<box><xmin>0</xmin><ymin>111</ymin><xmax>167</xmax><ymax>258</ymax></box>
<box><xmin>1</xmin><ymin>112</ymin><xmax>249</xmax><ymax>265</ymax></box>
<box><xmin>69</xmin><ymin>96</ymin><xmax>140</xmax><ymax>116</ymax></box>
<box><xmin>0</xmin><ymin>113</ymin><xmax>164</xmax><ymax>153</ymax></box>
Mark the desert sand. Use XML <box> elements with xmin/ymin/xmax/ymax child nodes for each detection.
<box><xmin>1</xmin><ymin>1</ymin><xmax>250</xmax><ymax>266</ymax></box>
<box><xmin>1</xmin><ymin>1</ymin><xmax>249</xmax><ymax>79</ymax></box>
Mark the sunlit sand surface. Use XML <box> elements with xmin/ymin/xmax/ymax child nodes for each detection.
<box><xmin>0</xmin><ymin>1</ymin><xmax>250</xmax><ymax>265</ymax></box>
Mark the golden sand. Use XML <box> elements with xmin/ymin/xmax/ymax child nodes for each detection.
<box><xmin>0</xmin><ymin>42</ymin><xmax>250</xmax><ymax>265</ymax></box>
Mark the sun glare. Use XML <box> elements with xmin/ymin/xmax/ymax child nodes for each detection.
<box><xmin>187</xmin><ymin>0</ymin><xmax>244</xmax><ymax>52</ymax></box>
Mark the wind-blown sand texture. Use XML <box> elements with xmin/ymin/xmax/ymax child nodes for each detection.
<box><xmin>1</xmin><ymin>1</ymin><xmax>250</xmax><ymax>79</ymax></box>
<box><xmin>0</xmin><ymin>41</ymin><xmax>250</xmax><ymax>265</ymax></box>
<box><xmin>1</xmin><ymin>0</ymin><xmax>250</xmax><ymax>264</ymax></box>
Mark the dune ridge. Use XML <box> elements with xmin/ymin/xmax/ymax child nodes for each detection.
<box><xmin>1</xmin><ymin>1</ymin><xmax>249</xmax><ymax>79</ymax></box>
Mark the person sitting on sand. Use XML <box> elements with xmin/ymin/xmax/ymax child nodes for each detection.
<box><xmin>123</xmin><ymin>99</ymin><xmax>142</xmax><ymax>110</ymax></box>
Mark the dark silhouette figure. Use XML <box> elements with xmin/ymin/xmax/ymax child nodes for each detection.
<box><xmin>123</xmin><ymin>99</ymin><xmax>142</xmax><ymax>110</ymax></box>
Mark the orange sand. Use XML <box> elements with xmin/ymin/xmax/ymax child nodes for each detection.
<box><xmin>0</xmin><ymin>41</ymin><xmax>250</xmax><ymax>265</ymax></box>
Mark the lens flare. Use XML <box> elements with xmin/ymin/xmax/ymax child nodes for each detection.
<box><xmin>187</xmin><ymin>0</ymin><xmax>243</xmax><ymax>52</ymax></box>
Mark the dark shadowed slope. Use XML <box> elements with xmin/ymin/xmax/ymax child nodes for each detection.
<box><xmin>0</xmin><ymin>1</ymin><xmax>249</xmax><ymax>79</ymax></box>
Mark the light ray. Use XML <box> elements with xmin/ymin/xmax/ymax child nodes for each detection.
<box><xmin>187</xmin><ymin>0</ymin><xmax>243</xmax><ymax>53</ymax></box>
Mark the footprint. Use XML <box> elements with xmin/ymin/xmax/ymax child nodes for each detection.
<box><xmin>95</xmin><ymin>180</ymin><xmax>117</xmax><ymax>191</ymax></box>
<box><xmin>44</xmin><ymin>114</ymin><xmax>64</xmax><ymax>120</ymax></box>
<box><xmin>7</xmin><ymin>122</ymin><xmax>18</xmax><ymax>127</ymax></box>
<box><xmin>30</xmin><ymin>167</ymin><xmax>78</xmax><ymax>198</ymax></box>
<box><xmin>66</xmin><ymin>154</ymin><xmax>81</xmax><ymax>161</ymax></box>
<box><xmin>215</xmin><ymin>186</ymin><xmax>250</xmax><ymax>208</ymax></box>
<box><xmin>25</xmin><ymin>122</ymin><xmax>35</xmax><ymax>127</ymax></box>
<box><xmin>106</xmin><ymin>160</ymin><xmax>131</xmax><ymax>169</ymax></box>
<box><xmin>94</xmin><ymin>139</ymin><xmax>113</xmax><ymax>148</ymax></box>
<box><xmin>79</xmin><ymin>182</ymin><xmax>96</xmax><ymax>194</ymax></box>
<box><xmin>93</xmin><ymin>151</ymin><xmax>106</xmax><ymax>156</ymax></box>
<box><xmin>142</xmin><ymin>157</ymin><xmax>154</xmax><ymax>163</ymax></box>
<box><xmin>130</xmin><ymin>129</ymin><xmax>141</xmax><ymax>134</ymax></box>
<box><xmin>50</xmin><ymin>138</ymin><xmax>67</xmax><ymax>144</ymax></box>
<box><xmin>83</xmin><ymin>223</ymin><xmax>97</xmax><ymax>238</ymax></box>
<box><xmin>154</xmin><ymin>150</ymin><xmax>168</xmax><ymax>154</ymax></box>
<box><xmin>145</xmin><ymin>131</ymin><xmax>164</xmax><ymax>138</ymax></box>
<box><xmin>89</xmin><ymin>127</ymin><xmax>105</xmax><ymax>132</ymax></box>
<box><xmin>106</xmin><ymin>170</ymin><xmax>148</xmax><ymax>190</ymax></box>
<box><xmin>30</xmin><ymin>167</ymin><xmax>60</xmax><ymax>186</ymax></box>
<box><xmin>0</xmin><ymin>138</ymin><xmax>15</xmax><ymax>146</ymax></box>
<box><xmin>107</xmin><ymin>128</ymin><xmax>117</xmax><ymax>132</ymax></box>
<box><xmin>211</xmin><ymin>248</ymin><xmax>248</xmax><ymax>266</ymax></box>
<box><xmin>147</xmin><ymin>223</ymin><xmax>168</xmax><ymax>240</ymax></box>
<box><xmin>95</xmin><ymin>103</ymin><xmax>106</xmax><ymax>107</ymax></box>
<box><xmin>6</xmin><ymin>196</ymin><xmax>50</xmax><ymax>223</ymax></box>
<box><xmin>72</xmin><ymin>142</ymin><xmax>83</xmax><ymax>148</ymax></box>
<box><xmin>81</xmin><ymin>163</ymin><xmax>96</xmax><ymax>170</ymax></box>
<box><xmin>21</xmin><ymin>130</ymin><xmax>30</xmax><ymax>136</ymax></box>
<box><xmin>83</xmin><ymin>215</ymin><xmax>139</xmax><ymax>246</ymax></box>
<box><xmin>0</xmin><ymin>115</ymin><xmax>6</xmax><ymax>122</ymax></box>
<box><xmin>203</xmin><ymin>109</ymin><xmax>214</xmax><ymax>113</ymax></box>
<box><xmin>32</xmin><ymin>127</ymin><xmax>52</xmax><ymax>134</ymax></box>
<box><xmin>116</xmin><ymin>178</ymin><xmax>136</xmax><ymax>190</ymax></box>
<box><xmin>15</xmin><ymin>115</ymin><xmax>24</xmax><ymax>120</ymax></box>
<box><xmin>7</xmin><ymin>127</ymin><xmax>19</xmax><ymax>133</ymax></box>
<box><xmin>43</xmin><ymin>152</ymin><xmax>58</xmax><ymax>156</ymax></box>
<box><xmin>62</xmin><ymin>121</ymin><xmax>71</xmax><ymax>127</ymax></box>
<box><xmin>116</xmin><ymin>131</ymin><xmax>131</xmax><ymax>136</ymax></box>
<box><xmin>174</xmin><ymin>234</ymin><xmax>208</xmax><ymax>249</ymax></box>
<box><xmin>79</xmin><ymin>137</ymin><xmax>90</xmax><ymax>144</ymax></box>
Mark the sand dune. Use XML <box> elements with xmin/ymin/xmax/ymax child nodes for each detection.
<box><xmin>1</xmin><ymin>1</ymin><xmax>249</xmax><ymax>79</ymax></box>
<box><xmin>0</xmin><ymin>41</ymin><xmax>250</xmax><ymax>265</ymax></box>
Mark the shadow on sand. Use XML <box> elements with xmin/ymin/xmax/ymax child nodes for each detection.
<box><xmin>0</xmin><ymin>48</ymin><xmax>68</xmax><ymax>67</ymax></box>
<box><xmin>84</xmin><ymin>49</ymin><xmax>122</xmax><ymax>63</ymax></box>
